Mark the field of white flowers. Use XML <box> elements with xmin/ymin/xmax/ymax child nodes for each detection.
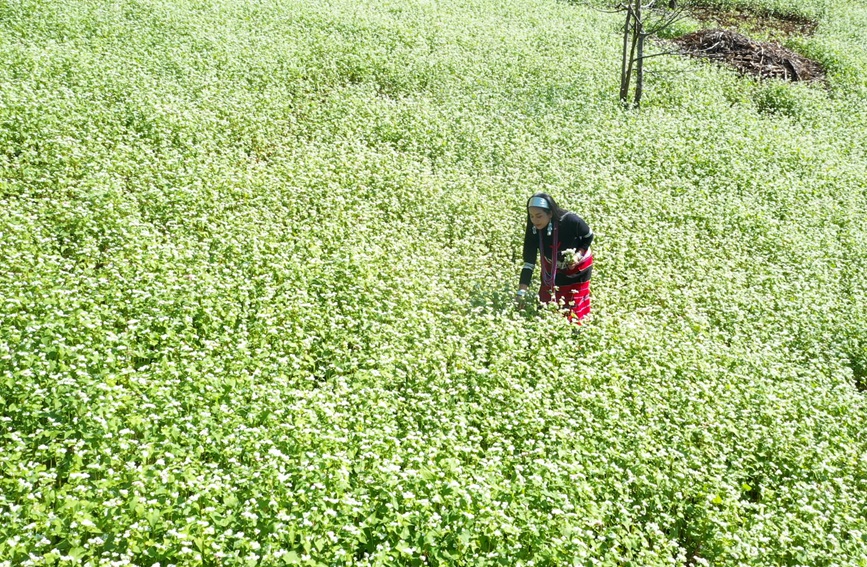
<box><xmin>1</xmin><ymin>0</ymin><xmax>866</xmax><ymax>565</ymax></box>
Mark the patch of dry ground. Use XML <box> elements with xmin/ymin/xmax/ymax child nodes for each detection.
<box><xmin>672</xmin><ymin>28</ymin><xmax>825</xmax><ymax>82</ymax></box>
<box><xmin>671</xmin><ymin>5</ymin><xmax>824</xmax><ymax>82</ymax></box>
<box><xmin>689</xmin><ymin>6</ymin><xmax>818</xmax><ymax>39</ymax></box>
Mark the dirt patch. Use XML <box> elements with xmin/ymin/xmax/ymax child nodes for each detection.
<box><xmin>689</xmin><ymin>5</ymin><xmax>818</xmax><ymax>39</ymax></box>
<box><xmin>671</xmin><ymin>29</ymin><xmax>825</xmax><ymax>82</ymax></box>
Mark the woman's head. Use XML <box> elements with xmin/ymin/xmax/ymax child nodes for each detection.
<box><xmin>526</xmin><ymin>193</ymin><xmax>564</xmax><ymax>231</ymax></box>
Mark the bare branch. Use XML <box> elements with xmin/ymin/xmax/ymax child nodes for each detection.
<box><xmin>633</xmin><ymin>48</ymin><xmax>683</xmax><ymax>61</ymax></box>
<box><xmin>643</xmin><ymin>69</ymin><xmax>696</xmax><ymax>76</ymax></box>
<box><xmin>645</xmin><ymin>7</ymin><xmax>687</xmax><ymax>34</ymax></box>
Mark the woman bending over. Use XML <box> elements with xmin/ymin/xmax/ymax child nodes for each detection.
<box><xmin>517</xmin><ymin>193</ymin><xmax>594</xmax><ymax>322</ymax></box>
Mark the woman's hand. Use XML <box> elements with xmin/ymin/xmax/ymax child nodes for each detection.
<box><xmin>562</xmin><ymin>248</ymin><xmax>586</xmax><ymax>268</ymax></box>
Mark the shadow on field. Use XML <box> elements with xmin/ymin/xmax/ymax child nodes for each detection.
<box><xmin>849</xmin><ymin>354</ymin><xmax>867</xmax><ymax>394</ymax></box>
<box><xmin>690</xmin><ymin>4</ymin><xmax>818</xmax><ymax>38</ymax></box>
<box><xmin>469</xmin><ymin>285</ymin><xmax>544</xmax><ymax>320</ymax></box>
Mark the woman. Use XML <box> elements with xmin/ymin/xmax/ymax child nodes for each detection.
<box><xmin>517</xmin><ymin>193</ymin><xmax>594</xmax><ymax>322</ymax></box>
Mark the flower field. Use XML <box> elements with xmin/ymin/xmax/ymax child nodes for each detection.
<box><xmin>1</xmin><ymin>0</ymin><xmax>866</xmax><ymax>565</ymax></box>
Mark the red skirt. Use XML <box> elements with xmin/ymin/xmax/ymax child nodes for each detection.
<box><xmin>539</xmin><ymin>281</ymin><xmax>591</xmax><ymax>322</ymax></box>
<box><xmin>539</xmin><ymin>251</ymin><xmax>593</xmax><ymax>322</ymax></box>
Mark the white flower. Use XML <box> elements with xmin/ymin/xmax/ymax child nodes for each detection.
<box><xmin>560</xmin><ymin>248</ymin><xmax>583</xmax><ymax>267</ymax></box>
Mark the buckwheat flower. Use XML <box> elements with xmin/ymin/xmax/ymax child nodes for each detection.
<box><xmin>559</xmin><ymin>248</ymin><xmax>584</xmax><ymax>268</ymax></box>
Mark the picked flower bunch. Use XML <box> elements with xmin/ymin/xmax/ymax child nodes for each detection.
<box><xmin>559</xmin><ymin>247</ymin><xmax>585</xmax><ymax>268</ymax></box>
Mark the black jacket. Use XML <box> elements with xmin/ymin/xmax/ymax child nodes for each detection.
<box><xmin>520</xmin><ymin>212</ymin><xmax>593</xmax><ymax>287</ymax></box>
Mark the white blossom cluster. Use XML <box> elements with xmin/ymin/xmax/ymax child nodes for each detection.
<box><xmin>2</xmin><ymin>0</ymin><xmax>867</xmax><ymax>565</ymax></box>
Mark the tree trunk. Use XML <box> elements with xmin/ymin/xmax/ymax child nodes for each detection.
<box><xmin>635</xmin><ymin>31</ymin><xmax>645</xmax><ymax>106</ymax></box>
<box><xmin>633</xmin><ymin>2</ymin><xmax>644</xmax><ymax>107</ymax></box>
<box><xmin>623</xmin><ymin>4</ymin><xmax>639</xmax><ymax>106</ymax></box>
<box><xmin>619</xmin><ymin>3</ymin><xmax>633</xmax><ymax>103</ymax></box>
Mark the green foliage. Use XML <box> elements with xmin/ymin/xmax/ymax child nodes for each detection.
<box><xmin>654</xmin><ymin>16</ymin><xmax>704</xmax><ymax>40</ymax></box>
<box><xmin>752</xmin><ymin>81</ymin><xmax>803</xmax><ymax>116</ymax></box>
<box><xmin>689</xmin><ymin>0</ymin><xmax>831</xmax><ymax>21</ymax></box>
<box><xmin>1</xmin><ymin>0</ymin><xmax>867</xmax><ymax>566</ymax></box>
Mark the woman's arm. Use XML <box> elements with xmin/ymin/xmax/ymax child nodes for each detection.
<box><xmin>519</xmin><ymin>224</ymin><xmax>536</xmax><ymax>289</ymax></box>
<box><xmin>562</xmin><ymin>212</ymin><xmax>593</xmax><ymax>254</ymax></box>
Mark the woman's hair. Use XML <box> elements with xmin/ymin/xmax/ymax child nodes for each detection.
<box><xmin>526</xmin><ymin>192</ymin><xmax>567</xmax><ymax>227</ymax></box>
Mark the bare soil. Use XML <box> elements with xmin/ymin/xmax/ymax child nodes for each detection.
<box><xmin>689</xmin><ymin>5</ymin><xmax>818</xmax><ymax>39</ymax></box>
